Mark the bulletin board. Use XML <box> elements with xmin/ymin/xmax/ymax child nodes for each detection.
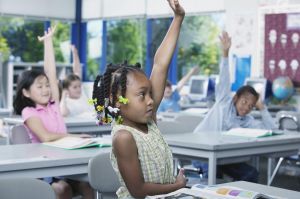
<box><xmin>264</xmin><ymin>13</ymin><xmax>300</xmax><ymax>86</ymax></box>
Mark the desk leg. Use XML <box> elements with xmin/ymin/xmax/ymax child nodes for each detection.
<box><xmin>208</xmin><ymin>154</ymin><xmax>217</xmax><ymax>185</ymax></box>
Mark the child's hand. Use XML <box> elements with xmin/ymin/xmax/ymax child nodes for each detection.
<box><xmin>37</xmin><ymin>25</ymin><xmax>57</xmax><ymax>42</ymax></box>
<box><xmin>61</xmin><ymin>90</ymin><xmax>69</xmax><ymax>99</ymax></box>
<box><xmin>167</xmin><ymin>0</ymin><xmax>185</xmax><ymax>17</ymax></box>
<box><xmin>175</xmin><ymin>168</ymin><xmax>187</xmax><ymax>188</ymax></box>
<box><xmin>255</xmin><ymin>98</ymin><xmax>265</xmax><ymax>111</ymax></box>
<box><xmin>219</xmin><ymin>31</ymin><xmax>231</xmax><ymax>58</ymax></box>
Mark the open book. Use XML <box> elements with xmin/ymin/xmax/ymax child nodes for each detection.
<box><xmin>147</xmin><ymin>184</ymin><xmax>281</xmax><ymax>199</ymax></box>
<box><xmin>191</xmin><ymin>184</ymin><xmax>280</xmax><ymax>199</ymax></box>
<box><xmin>222</xmin><ymin>128</ymin><xmax>283</xmax><ymax>138</ymax></box>
<box><xmin>43</xmin><ymin>136</ymin><xmax>112</xmax><ymax>150</ymax></box>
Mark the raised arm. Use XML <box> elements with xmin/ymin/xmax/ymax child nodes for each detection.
<box><xmin>150</xmin><ymin>0</ymin><xmax>185</xmax><ymax>112</ymax></box>
<box><xmin>38</xmin><ymin>26</ymin><xmax>60</xmax><ymax>103</ymax></box>
<box><xmin>176</xmin><ymin>66</ymin><xmax>199</xmax><ymax>92</ymax></box>
<box><xmin>215</xmin><ymin>31</ymin><xmax>231</xmax><ymax>102</ymax></box>
<box><xmin>71</xmin><ymin>45</ymin><xmax>82</xmax><ymax>79</ymax></box>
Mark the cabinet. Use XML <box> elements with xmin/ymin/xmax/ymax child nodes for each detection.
<box><xmin>3</xmin><ymin>62</ymin><xmax>72</xmax><ymax>109</ymax></box>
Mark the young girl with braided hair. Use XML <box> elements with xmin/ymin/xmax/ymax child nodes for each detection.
<box><xmin>91</xmin><ymin>0</ymin><xmax>186</xmax><ymax>198</ymax></box>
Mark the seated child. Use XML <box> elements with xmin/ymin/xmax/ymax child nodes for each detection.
<box><xmin>60</xmin><ymin>45</ymin><xmax>94</xmax><ymax>117</ymax></box>
<box><xmin>13</xmin><ymin>26</ymin><xmax>94</xmax><ymax>199</ymax></box>
<box><xmin>91</xmin><ymin>0</ymin><xmax>186</xmax><ymax>198</ymax></box>
<box><xmin>158</xmin><ymin>66</ymin><xmax>199</xmax><ymax>113</ymax></box>
<box><xmin>192</xmin><ymin>31</ymin><xmax>276</xmax><ymax>182</ymax></box>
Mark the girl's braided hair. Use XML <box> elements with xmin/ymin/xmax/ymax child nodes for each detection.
<box><xmin>92</xmin><ymin>61</ymin><xmax>143</xmax><ymax>125</ymax></box>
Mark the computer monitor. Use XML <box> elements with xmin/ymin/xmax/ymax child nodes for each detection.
<box><xmin>244</xmin><ymin>77</ymin><xmax>268</xmax><ymax>101</ymax></box>
<box><xmin>188</xmin><ymin>76</ymin><xmax>209</xmax><ymax>101</ymax></box>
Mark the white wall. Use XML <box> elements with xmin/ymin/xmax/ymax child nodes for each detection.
<box><xmin>82</xmin><ymin>0</ymin><xmax>225</xmax><ymax>20</ymax></box>
<box><xmin>0</xmin><ymin>0</ymin><xmax>75</xmax><ymax>20</ymax></box>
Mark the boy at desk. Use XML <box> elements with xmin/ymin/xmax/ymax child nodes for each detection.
<box><xmin>192</xmin><ymin>31</ymin><xmax>276</xmax><ymax>182</ymax></box>
<box><xmin>158</xmin><ymin>66</ymin><xmax>199</xmax><ymax>113</ymax></box>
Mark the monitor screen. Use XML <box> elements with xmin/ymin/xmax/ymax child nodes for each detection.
<box><xmin>245</xmin><ymin>78</ymin><xmax>267</xmax><ymax>101</ymax></box>
<box><xmin>190</xmin><ymin>79</ymin><xmax>205</xmax><ymax>94</ymax></box>
<box><xmin>188</xmin><ymin>76</ymin><xmax>209</xmax><ymax>101</ymax></box>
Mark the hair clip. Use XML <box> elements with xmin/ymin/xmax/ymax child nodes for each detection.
<box><xmin>118</xmin><ymin>96</ymin><xmax>129</xmax><ymax>104</ymax></box>
<box><xmin>108</xmin><ymin>106</ymin><xmax>119</xmax><ymax>114</ymax></box>
<box><xmin>116</xmin><ymin>115</ymin><xmax>123</xmax><ymax>124</ymax></box>
<box><xmin>104</xmin><ymin>98</ymin><xmax>109</xmax><ymax>108</ymax></box>
<box><xmin>96</xmin><ymin>105</ymin><xmax>104</xmax><ymax>112</ymax></box>
<box><xmin>88</xmin><ymin>98</ymin><xmax>97</xmax><ymax>105</ymax></box>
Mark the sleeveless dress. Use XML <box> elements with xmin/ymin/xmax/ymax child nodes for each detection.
<box><xmin>110</xmin><ymin>120</ymin><xmax>175</xmax><ymax>198</ymax></box>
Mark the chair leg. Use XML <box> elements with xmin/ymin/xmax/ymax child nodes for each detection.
<box><xmin>268</xmin><ymin>157</ymin><xmax>285</xmax><ymax>186</ymax></box>
<box><xmin>96</xmin><ymin>191</ymin><xmax>103</xmax><ymax>199</ymax></box>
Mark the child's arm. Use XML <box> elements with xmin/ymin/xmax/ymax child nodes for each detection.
<box><xmin>215</xmin><ymin>31</ymin><xmax>231</xmax><ymax>102</ymax></box>
<box><xmin>59</xmin><ymin>90</ymin><xmax>70</xmax><ymax>116</ymax></box>
<box><xmin>25</xmin><ymin>117</ymin><xmax>67</xmax><ymax>142</ymax></box>
<box><xmin>150</xmin><ymin>0</ymin><xmax>185</xmax><ymax>114</ymax></box>
<box><xmin>176</xmin><ymin>66</ymin><xmax>199</xmax><ymax>92</ymax></box>
<box><xmin>113</xmin><ymin>130</ymin><xmax>186</xmax><ymax>198</ymax></box>
<box><xmin>71</xmin><ymin>45</ymin><xmax>82</xmax><ymax>79</ymax></box>
<box><xmin>38</xmin><ymin>26</ymin><xmax>60</xmax><ymax>103</ymax></box>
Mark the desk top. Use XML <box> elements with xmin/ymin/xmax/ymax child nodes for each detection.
<box><xmin>0</xmin><ymin>109</ymin><xmax>12</xmax><ymax>118</ymax></box>
<box><xmin>164</xmin><ymin>131</ymin><xmax>300</xmax><ymax>151</ymax></box>
<box><xmin>0</xmin><ymin>144</ymin><xmax>110</xmax><ymax>178</ymax></box>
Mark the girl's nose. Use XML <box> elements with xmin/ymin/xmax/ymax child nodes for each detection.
<box><xmin>147</xmin><ymin>96</ymin><xmax>154</xmax><ymax>106</ymax></box>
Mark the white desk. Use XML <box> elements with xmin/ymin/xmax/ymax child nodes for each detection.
<box><xmin>164</xmin><ymin>131</ymin><xmax>300</xmax><ymax>185</ymax></box>
<box><xmin>0</xmin><ymin>143</ymin><xmax>110</xmax><ymax>179</ymax></box>
<box><xmin>3</xmin><ymin>116</ymin><xmax>111</xmax><ymax>135</ymax></box>
<box><xmin>222</xmin><ymin>181</ymin><xmax>300</xmax><ymax>199</ymax></box>
<box><xmin>0</xmin><ymin>108</ymin><xmax>11</xmax><ymax>118</ymax></box>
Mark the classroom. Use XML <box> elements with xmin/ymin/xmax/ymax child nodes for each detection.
<box><xmin>1</xmin><ymin>0</ymin><xmax>300</xmax><ymax>199</ymax></box>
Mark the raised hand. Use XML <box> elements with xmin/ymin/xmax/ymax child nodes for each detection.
<box><xmin>219</xmin><ymin>31</ymin><xmax>231</xmax><ymax>58</ymax></box>
<box><xmin>167</xmin><ymin>0</ymin><xmax>185</xmax><ymax>17</ymax></box>
<box><xmin>255</xmin><ymin>97</ymin><xmax>265</xmax><ymax>111</ymax></box>
<box><xmin>37</xmin><ymin>26</ymin><xmax>57</xmax><ymax>42</ymax></box>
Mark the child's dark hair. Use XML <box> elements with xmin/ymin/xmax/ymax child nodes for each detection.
<box><xmin>13</xmin><ymin>70</ymin><xmax>48</xmax><ymax>115</ymax></box>
<box><xmin>92</xmin><ymin>61</ymin><xmax>142</xmax><ymax>124</ymax></box>
<box><xmin>235</xmin><ymin>85</ymin><xmax>259</xmax><ymax>101</ymax></box>
<box><xmin>62</xmin><ymin>74</ymin><xmax>81</xmax><ymax>89</ymax></box>
<box><xmin>165</xmin><ymin>80</ymin><xmax>172</xmax><ymax>88</ymax></box>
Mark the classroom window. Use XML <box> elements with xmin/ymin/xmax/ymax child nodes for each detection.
<box><xmin>106</xmin><ymin>18</ymin><xmax>146</xmax><ymax>68</ymax></box>
<box><xmin>177</xmin><ymin>12</ymin><xmax>225</xmax><ymax>79</ymax></box>
<box><xmin>50</xmin><ymin>20</ymin><xmax>71</xmax><ymax>64</ymax></box>
<box><xmin>0</xmin><ymin>17</ymin><xmax>44</xmax><ymax>62</ymax></box>
<box><xmin>86</xmin><ymin>20</ymin><xmax>103</xmax><ymax>80</ymax></box>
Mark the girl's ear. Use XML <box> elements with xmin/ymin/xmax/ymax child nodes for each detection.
<box><xmin>233</xmin><ymin>95</ymin><xmax>238</xmax><ymax>104</ymax></box>
<box><xmin>22</xmin><ymin>88</ymin><xmax>30</xmax><ymax>98</ymax></box>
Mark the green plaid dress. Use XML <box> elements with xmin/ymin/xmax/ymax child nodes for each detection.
<box><xmin>110</xmin><ymin>120</ymin><xmax>175</xmax><ymax>198</ymax></box>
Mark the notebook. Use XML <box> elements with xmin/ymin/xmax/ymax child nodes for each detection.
<box><xmin>43</xmin><ymin>136</ymin><xmax>112</xmax><ymax>150</ymax></box>
<box><xmin>222</xmin><ymin>128</ymin><xmax>283</xmax><ymax>138</ymax></box>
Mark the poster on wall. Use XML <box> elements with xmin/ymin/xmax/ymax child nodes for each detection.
<box><xmin>264</xmin><ymin>13</ymin><xmax>300</xmax><ymax>86</ymax></box>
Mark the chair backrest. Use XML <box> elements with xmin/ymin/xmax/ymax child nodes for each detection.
<box><xmin>276</xmin><ymin>111</ymin><xmax>300</xmax><ymax>131</ymax></box>
<box><xmin>0</xmin><ymin>178</ymin><xmax>55</xmax><ymax>199</ymax></box>
<box><xmin>9</xmin><ymin>124</ymin><xmax>31</xmax><ymax>144</ymax></box>
<box><xmin>88</xmin><ymin>152</ymin><xmax>120</xmax><ymax>198</ymax></box>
